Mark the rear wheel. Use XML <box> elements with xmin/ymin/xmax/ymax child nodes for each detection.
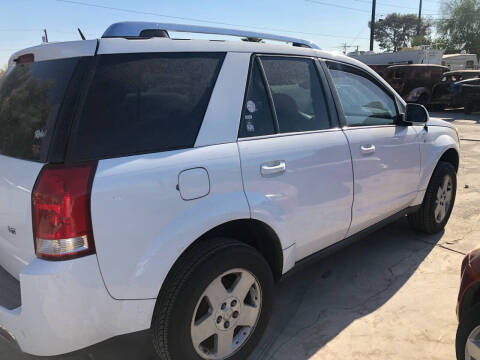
<box><xmin>152</xmin><ymin>237</ymin><xmax>274</xmax><ymax>360</ymax></box>
<box><xmin>408</xmin><ymin>161</ymin><xmax>457</xmax><ymax>234</ymax></box>
<box><xmin>456</xmin><ymin>303</ymin><xmax>480</xmax><ymax>360</ymax></box>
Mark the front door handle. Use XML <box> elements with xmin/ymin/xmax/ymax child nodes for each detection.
<box><xmin>360</xmin><ymin>144</ymin><xmax>376</xmax><ymax>155</ymax></box>
<box><xmin>261</xmin><ymin>160</ymin><xmax>286</xmax><ymax>177</ymax></box>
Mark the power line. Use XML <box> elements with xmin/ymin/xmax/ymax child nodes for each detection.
<box><xmin>54</xmin><ymin>0</ymin><xmax>370</xmax><ymax>40</ymax></box>
<box><xmin>348</xmin><ymin>0</ymin><xmax>438</xmax><ymax>12</ymax></box>
<box><xmin>305</xmin><ymin>0</ymin><xmax>371</xmax><ymax>13</ymax></box>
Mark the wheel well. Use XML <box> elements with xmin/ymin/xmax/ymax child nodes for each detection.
<box><xmin>439</xmin><ymin>148</ymin><xmax>459</xmax><ymax>173</ymax></box>
<box><xmin>460</xmin><ymin>282</ymin><xmax>480</xmax><ymax>320</ymax></box>
<box><xmin>198</xmin><ymin>219</ymin><xmax>284</xmax><ymax>282</ymax></box>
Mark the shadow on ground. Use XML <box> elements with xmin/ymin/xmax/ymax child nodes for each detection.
<box><xmin>0</xmin><ymin>217</ymin><xmax>444</xmax><ymax>360</ymax></box>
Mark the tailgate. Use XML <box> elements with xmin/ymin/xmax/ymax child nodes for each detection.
<box><xmin>0</xmin><ymin>41</ymin><xmax>97</xmax><ymax>278</ymax></box>
<box><xmin>0</xmin><ymin>155</ymin><xmax>43</xmax><ymax>279</ymax></box>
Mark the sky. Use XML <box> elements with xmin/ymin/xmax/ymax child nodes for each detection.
<box><xmin>0</xmin><ymin>0</ymin><xmax>445</xmax><ymax>66</ymax></box>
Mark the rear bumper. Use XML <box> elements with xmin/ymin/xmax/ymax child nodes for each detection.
<box><xmin>0</xmin><ymin>255</ymin><xmax>155</xmax><ymax>356</ymax></box>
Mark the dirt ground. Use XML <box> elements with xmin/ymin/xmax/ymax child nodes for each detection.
<box><xmin>1</xmin><ymin>110</ymin><xmax>479</xmax><ymax>360</ymax></box>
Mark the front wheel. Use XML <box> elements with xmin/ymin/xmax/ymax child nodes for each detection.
<box><xmin>408</xmin><ymin>161</ymin><xmax>457</xmax><ymax>234</ymax></box>
<box><xmin>152</xmin><ymin>237</ymin><xmax>274</xmax><ymax>360</ymax></box>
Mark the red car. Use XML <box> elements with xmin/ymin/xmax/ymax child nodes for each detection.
<box><xmin>456</xmin><ymin>249</ymin><xmax>480</xmax><ymax>359</ymax></box>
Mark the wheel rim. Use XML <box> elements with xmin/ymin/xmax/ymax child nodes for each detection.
<box><xmin>466</xmin><ymin>325</ymin><xmax>480</xmax><ymax>359</ymax></box>
<box><xmin>434</xmin><ymin>174</ymin><xmax>453</xmax><ymax>224</ymax></box>
<box><xmin>190</xmin><ymin>268</ymin><xmax>262</xmax><ymax>360</ymax></box>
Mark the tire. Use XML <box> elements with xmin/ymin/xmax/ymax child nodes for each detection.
<box><xmin>465</xmin><ymin>103</ymin><xmax>473</xmax><ymax>115</ymax></box>
<box><xmin>456</xmin><ymin>303</ymin><xmax>480</xmax><ymax>360</ymax></box>
<box><xmin>408</xmin><ymin>161</ymin><xmax>457</xmax><ymax>234</ymax></box>
<box><xmin>151</xmin><ymin>237</ymin><xmax>274</xmax><ymax>360</ymax></box>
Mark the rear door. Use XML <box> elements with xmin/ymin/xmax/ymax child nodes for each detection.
<box><xmin>238</xmin><ymin>55</ymin><xmax>353</xmax><ymax>261</ymax></box>
<box><xmin>0</xmin><ymin>49</ymin><xmax>93</xmax><ymax>278</ymax></box>
<box><xmin>325</xmin><ymin>61</ymin><xmax>421</xmax><ymax>236</ymax></box>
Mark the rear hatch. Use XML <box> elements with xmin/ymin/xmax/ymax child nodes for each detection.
<box><xmin>0</xmin><ymin>41</ymin><xmax>96</xmax><ymax>279</ymax></box>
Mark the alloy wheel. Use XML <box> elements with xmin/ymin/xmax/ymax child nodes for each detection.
<box><xmin>466</xmin><ymin>325</ymin><xmax>480</xmax><ymax>359</ymax></box>
<box><xmin>190</xmin><ymin>268</ymin><xmax>262</xmax><ymax>359</ymax></box>
<box><xmin>434</xmin><ymin>174</ymin><xmax>453</xmax><ymax>223</ymax></box>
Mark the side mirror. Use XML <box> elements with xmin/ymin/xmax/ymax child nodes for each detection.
<box><xmin>405</xmin><ymin>103</ymin><xmax>429</xmax><ymax>124</ymax></box>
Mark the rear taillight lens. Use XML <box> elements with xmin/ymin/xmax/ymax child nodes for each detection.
<box><xmin>32</xmin><ymin>163</ymin><xmax>97</xmax><ymax>260</ymax></box>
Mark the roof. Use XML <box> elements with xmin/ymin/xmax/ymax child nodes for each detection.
<box><xmin>444</xmin><ymin>70</ymin><xmax>480</xmax><ymax>75</ymax></box>
<box><xmin>387</xmin><ymin>64</ymin><xmax>449</xmax><ymax>70</ymax></box>
<box><xmin>9</xmin><ymin>37</ymin><xmax>354</xmax><ymax>64</ymax></box>
<box><xmin>443</xmin><ymin>53</ymin><xmax>478</xmax><ymax>59</ymax></box>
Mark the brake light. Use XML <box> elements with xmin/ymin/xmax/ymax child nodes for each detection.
<box><xmin>32</xmin><ymin>163</ymin><xmax>97</xmax><ymax>260</ymax></box>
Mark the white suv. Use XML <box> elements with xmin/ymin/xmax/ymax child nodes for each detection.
<box><xmin>0</xmin><ymin>22</ymin><xmax>460</xmax><ymax>360</ymax></box>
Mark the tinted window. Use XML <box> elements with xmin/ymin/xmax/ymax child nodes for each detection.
<box><xmin>261</xmin><ymin>57</ymin><xmax>330</xmax><ymax>133</ymax></box>
<box><xmin>327</xmin><ymin>62</ymin><xmax>397</xmax><ymax>127</ymax></box>
<box><xmin>239</xmin><ymin>60</ymin><xmax>275</xmax><ymax>138</ymax></box>
<box><xmin>70</xmin><ymin>53</ymin><xmax>224</xmax><ymax>161</ymax></box>
<box><xmin>0</xmin><ymin>58</ymin><xmax>80</xmax><ymax>161</ymax></box>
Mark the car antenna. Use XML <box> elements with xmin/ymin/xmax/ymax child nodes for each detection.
<box><xmin>78</xmin><ymin>28</ymin><xmax>86</xmax><ymax>40</ymax></box>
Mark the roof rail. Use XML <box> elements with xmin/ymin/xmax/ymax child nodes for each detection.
<box><xmin>102</xmin><ymin>22</ymin><xmax>321</xmax><ymax>50</ymax></box>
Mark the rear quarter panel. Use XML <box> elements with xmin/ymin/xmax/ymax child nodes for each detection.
<box><xmin>91</xmin><ymin>144</ymin><xmax>250</xmax><ymax>300</ymax></box>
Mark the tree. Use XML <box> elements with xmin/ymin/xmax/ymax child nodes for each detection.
<box><xmin>0</xmin><ymin>64</ymin><xmax>7</xmax><ymax>78</ymax></box>
<box><xmin>437</xmin><ymin>0</ymin><xmax>480</xmax><ymax>57</ymax></box>
<box><xmin>371</xmin><ymin>13</ymin><xmax>432</xmax><ymax>52</ymax></box>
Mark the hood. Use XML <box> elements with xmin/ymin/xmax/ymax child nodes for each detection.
<box><xmin>427</xmin><ymin>118</ymin><xmax>455</xmax><ymax>129</ymax></box>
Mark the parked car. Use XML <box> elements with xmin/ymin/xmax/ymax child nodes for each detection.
<box><xmin>456</xmin><ymin>249</ymin><xmax>480</xmax><ymax>360</ymax></box>
<box><xmin>0</xmin><ymin>22</ymin><xmax>460</xmax><ymax>360</ymax></box>
<box><xmin>431</xmin><ymin>70</ymin><xmax>480</xmax><ymax>110</ymax></box>
<box><xmin>382</xmin><ymin>64</ymin><xmax>449</xmax><ymax>106</ymax></box>
<box><xmin>460</xmin><ymin>77</ymin><xmax>480</xmax><ymax>114</ymax></box>
<box><xmin>369</xmin><ymin>64</ymin><xmax>391</xmax><ymax>78</ymax></box>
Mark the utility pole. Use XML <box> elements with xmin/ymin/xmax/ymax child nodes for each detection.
<box><xmin>340</xmin><ymin>42</ymin><xmax>360</xmax><ymax>55</ymax></box>
<box><xmin>417</xmin><ymin>0</ymin><xmax>423</xmax><ymax>36</ymax></box>
<box><xmin>42</xmin><ymin>29</ymin><xmax>49</xmax><ymax>43</ymax></box>
<box><xmin>370</xmin><ymin>0</ymin><xmax>377</xmax><ymax>51</ymax></box>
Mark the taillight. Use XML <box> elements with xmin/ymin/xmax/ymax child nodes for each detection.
<box><xmin>32</xmin><ymin>163</ymin><xmax>97</xmax><ymax>260</ymax></box>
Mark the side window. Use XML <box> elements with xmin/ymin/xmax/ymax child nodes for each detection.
<box><xmin>260</xmin><ymin>56</ymin><xmax>331</xmax><ymax>133</ymax></box>
<box><xmin>238</xmin><ymin>60</ymin><xmax>276</xmax><ymax>138</ymax></box>
<box><xmin>70</xmin><ymin>52</ymin><xmax>224</xmax><ymax>161</ymax></box>
<box><xmin>327</xmin><ymin>62</ymin><xmax>398</xmax><ymax>127</ymax></box>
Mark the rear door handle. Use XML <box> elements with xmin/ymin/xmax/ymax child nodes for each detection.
<box><xmin>261</xmin><ymin>160</ymin><xmax>286</xmax><ymax>177</ymax></box>
<box><xmin>360</xmin><ymin>144</ymin><xmax>376</xmax><ymax>155</ymax></box>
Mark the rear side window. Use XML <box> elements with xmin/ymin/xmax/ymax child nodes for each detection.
<box><xmin>0</xmin><ymin>57</ymin><xmax>80</xmax><ymax>162</ymax></box>
<box><xmin>238</xmin><ymin>60</ymin><xmax>276</xmax><ymax>138</ymax></box>
<box><xmin>70</xmin><ymin>53</ymin><xmax>224</xmax><ymax>161</ymax></box>
<box><xmin>261</xmin><ymin>56</ymin><xmax>331</xmax><ymax>133</ymax></box>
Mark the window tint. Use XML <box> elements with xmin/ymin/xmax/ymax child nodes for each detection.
<box><xmin>327</xmin><ymin>62</ymin><xmax>397</xmax><ymax>127</ymax></box>
<box><xmin>70</xmin><ymin>53</ymin><xmax>224</xmax><ymax>161</ymax></box>
<box><xmin>0</xmin><ymin>58</ymin><xmax>80</xmax><ymax>162</ymax></box>
<box><xmin>260</xmin><ymin>57</ymin><xmax>330</xmax><ymax>133</ymax></box>
<box><xmin>238</xmin><ymin>60</ymin><xmax>275</xmax><ymax>138</ymax></box>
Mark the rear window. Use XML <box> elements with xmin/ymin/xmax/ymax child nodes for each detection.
<box><xmin>0</xmin><ymin>57</ymin><xmax>80</xmax><ymax>162</ymax></box>
<box><xmin>69</xmin><ymin>52</ymin><xmax>225</xmax><ymax>161</ymax></box>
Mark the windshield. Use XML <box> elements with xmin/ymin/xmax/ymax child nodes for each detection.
<box><xmin>0</xmin><ymin>57</ymin><xmax>79</xmax><ymax>162</ymax></box>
